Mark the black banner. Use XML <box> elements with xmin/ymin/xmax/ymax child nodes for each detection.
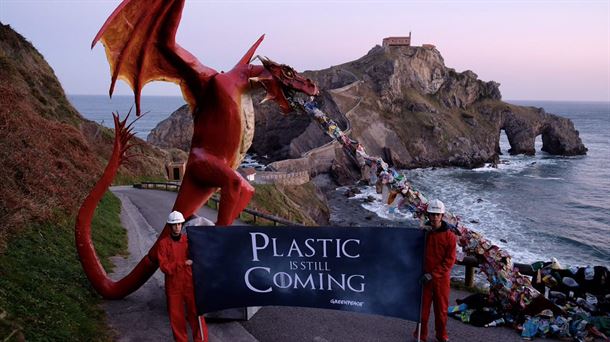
<box><xmin>187</xmin><ymin>226</ymin><xmax>425</xmax><ymax>321</ymax></box>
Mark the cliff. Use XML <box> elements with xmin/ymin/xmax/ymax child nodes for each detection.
<box><xmin>287</xmin><ymin>45</ymin><xmax>585</xmax><ymax>172</ymax></box>
<box><xmin>0</xmin><ymin>23</ymin><xmax>168</xmax><ymax>244</ymax></box>
<box><xmin>147</xmin><ymin>43</ymin><xmax>586</xmax><ymax>176</ymax></box>
<box><xmin>147</xmin><ymin>104</ymin><xmax>192</xmax><ymax>151</ymax></box>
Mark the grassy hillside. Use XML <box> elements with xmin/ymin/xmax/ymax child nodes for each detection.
<box><xmin>248</xmin><ymin>182</ymin><xmax>329</xmax><ymax>226</ymax></box>
<box><xmin>0</xmin><ymin>192</ymin><xmax>126</xmax><ymax>341</ymax></box>
<box><xmin>0</xmin><ymin>23</ymin><xmax>167</xmax><ymax>248</ymax></box>
<box><xmin>0</xmin><ymin>23</ymin><xmax>168</xmax><ymax>341</ymax></box>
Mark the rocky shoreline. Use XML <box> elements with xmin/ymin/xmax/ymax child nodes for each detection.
<box><xmin>312</xmin><ymin>175</ymin><xmax>403</xmax><ymax>227</ymax></box>
<box><xmin>326</xmin><ymin>186</ymin><xmax>397</xmax><ymax>227</ymax></box>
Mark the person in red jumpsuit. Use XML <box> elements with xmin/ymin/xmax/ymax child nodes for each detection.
<box><xmin>414</xmin><ymin>199</ymin><xmax>457</xmax><ymax>342</ymax></box>
<box><xmin>158</xmin><ymin>211</ymin><xmax>208</xmax><ymax>342</ymax></box>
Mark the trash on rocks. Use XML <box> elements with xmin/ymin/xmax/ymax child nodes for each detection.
<box><xmin>521</xmin><ymin>316</ymin><xmax>539</xmax><ymax>340</ymax></box>
<box><xmin>298</xmin><ymin>100</ymin><xmax>610</xmax><ymax>341</ymax></box>
<box><xmin>449</xmin><ymin>262</ymin><xmax>610</xmax><ymax>340</ymax></box>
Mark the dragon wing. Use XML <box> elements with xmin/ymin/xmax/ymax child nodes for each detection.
<box><xmin>92</xmin><ymin>0</ymin><xmax>216</xmax><ymax>115</ymax></box>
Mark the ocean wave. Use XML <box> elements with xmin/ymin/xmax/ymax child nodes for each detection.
<box><xmin>475</xmin><ymin>157</ymin><xmax>558</xmax><ymax>174</ymax></box>
<box><xmin>349</xmin><ymin>154</ymin><xmax>610</xmax><ymax>266</ymax></box>
<box><xmin>349</xmin><ymin>183</ymin><xmax>550</xmax><ymax>264</ymax></box>
<box><xmin>522</xmin><ymin>175</ymin><xmax>564</xmax><ymax>180</ymax></box>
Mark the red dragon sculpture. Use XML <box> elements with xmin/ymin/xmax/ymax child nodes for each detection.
<box><xmin>77</xmin><ymin>0</ymin><xmax>319</xmax><ymax>299</ymax></box>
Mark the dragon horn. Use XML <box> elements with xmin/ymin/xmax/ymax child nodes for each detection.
<box><xmin>236</xmin><ymin>34</ymin><xmax>265</xmax><ymax>67</ymax></box>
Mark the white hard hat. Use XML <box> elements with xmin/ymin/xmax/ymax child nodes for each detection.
<box><xmin>427</xmin><ymin>199</ymin><xmax>445</xmax><ymax>214</ymax></box>
<box><xmin>167</xmin><ymin>211</ymin><xmax>185</xmax><ymax>224</ymax></box>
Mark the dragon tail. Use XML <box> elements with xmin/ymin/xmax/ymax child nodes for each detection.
<box><xmin>75</xmin><ymin>112</ymin><xmax>157</xmax><ymax>299</ymax></box>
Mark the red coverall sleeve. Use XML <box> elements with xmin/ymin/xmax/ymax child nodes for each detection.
<box><xmin>431</xmin><ymin>233</ymin><xmax>457</xmax><ymax>278</ymax></box>
<box><xmin>157</xmin><ymin>240</ymin><xmax>178</xmax><ymax>275</ymax></box>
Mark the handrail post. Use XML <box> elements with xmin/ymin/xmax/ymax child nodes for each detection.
<box><xmin>465</xmin><ymin>265</ymin><xmax>475</xmax><ymax>288</ymax></box>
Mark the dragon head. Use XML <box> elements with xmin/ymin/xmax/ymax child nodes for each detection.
<box><xmin>251</xmin><ymin>56</ymin><xmax>319</xmax><ymax>113</ymax></box>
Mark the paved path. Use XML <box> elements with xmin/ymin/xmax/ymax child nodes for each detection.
<box><xmin>104</xmin><ymin>186</ymin><xmax>529</xmax><ymax>342</ymax></box>
<box><xmin>105</xmin><ymin>186</ymin><xmax>254</xmax><ymax>342</ymax></box>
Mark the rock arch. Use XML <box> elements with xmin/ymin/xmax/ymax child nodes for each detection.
<box><xmin>497</xmin><ymin>107</ymin><xmax>586</xmax><ymax>156</ymax></box>
<box><xmin>539</xmin><ymin>117</ymin><xmax>587</xmax><ymax>155</ymax></box>
<box><xmin>499</xmin><ymin>115</ymin><xmax>536</xmax><ymax>156</ymax></box>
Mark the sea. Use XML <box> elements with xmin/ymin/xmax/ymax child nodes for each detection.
<box><xmin>69</xmin><ymin>95</ymin><xmax>610</xmax><ymax>268</ymax></box>
<box><xmin>68</xmin><ymin>95</ymin><xmax>186</xmax><ymax>139</ymax></box>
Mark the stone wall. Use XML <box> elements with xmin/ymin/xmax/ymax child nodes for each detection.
<box><xmin>268</xmin><ymin>141</ymin><xmax>338</xmax><ymax>176</ymax></box>
<box><xmin>257</xmin><ymin>171</ymin><xmax>310</xmax><ymax>186</ymax></box>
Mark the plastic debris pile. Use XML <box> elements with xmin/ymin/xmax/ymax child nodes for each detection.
<box><xmin>299</xmin><ymin>100</ymin><xmax>610</xmax><ymax>340</ymax></box>
<box><xmin>524</xmin><ymin>262</ymin><xmax>609</xmax><ymax>340</ymax></box>
<box><xmin>448</xmin><ymin>264</ymin><xmax>610</xmax><ymax>341</ymax></box>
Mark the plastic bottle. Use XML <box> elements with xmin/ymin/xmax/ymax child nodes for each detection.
<box><xmin>585</xmin><ymin>293</ymin><xmax>598</xmax><ymax>311</ymax></box>
<box><xmin>531</xmin><ymin>261</ymin><xmax>545</xmax><ymax>271</ymax></box>
<box><xmin>485</xmin><ymin>318</ymin><xmax>505</xmax><ymax>327</ymax></box>
<box><xmin>550</xmin><ymin>257</ymin><xmax>562</xmax><ymax>270</ymax></box>
<box><xmin>448</xmin><ymin>303</ymin><xmax>468</xmax><ymax>314</ymax></box>
<box><xmin>586</xmin><ymin>293</ymin><xmax>598</xmax><ymax>306</ymax></box>
<box><xmin>562</xmin><ymin>276</ymin><xmax>578</xmax><ymax>288</ymax></box>
<box><xmin>584</xmin><ymin>266</ymin><xmax>595</xmax><ymax>280</ymax></box>
<box><xmin>456</xmin><ymin>250</ymin><xmax>465</xmax><ymax>262</ymax></box>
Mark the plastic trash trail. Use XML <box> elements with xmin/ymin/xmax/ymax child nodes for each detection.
<box><xmin>298</xmin><ymin>100</ymin><xmax>540</xmax><ymax>311</ymax></box>
<box><xmin>297</xmin><ymin>99</ymin><xmax>610</xmax><ymax>341</ymax></box>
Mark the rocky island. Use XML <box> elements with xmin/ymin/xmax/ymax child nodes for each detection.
<box><xmin>148</xmin><ymin>42</ymin><xmax>586</xmax><ymax>185</ymax></box>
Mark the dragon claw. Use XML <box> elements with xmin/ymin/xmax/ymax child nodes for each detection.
<box><xmin>260</xmin><ymin>94</ymin><xmax>275</xmax><ymax>105</ymax></box>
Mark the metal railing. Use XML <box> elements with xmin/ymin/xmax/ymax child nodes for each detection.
<box><xmin>205</xmin><ymin>195</ymin><xmax>301</xmax><ymax>226</ymax></box>
<box><xmin>134</xmin><ymin>181</ymin><xmax>180</xmax><ymax>191</ymax></box>
<box><xmin>135</xmin><ymin>182</ymin><xmax>302</xmax><ymax>226</ymax></box>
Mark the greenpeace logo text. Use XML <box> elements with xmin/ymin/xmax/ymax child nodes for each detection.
<box><xmin>330</xmin><ymin>299</ymin><xmax>364</xmax><ymax>307</ymax></box>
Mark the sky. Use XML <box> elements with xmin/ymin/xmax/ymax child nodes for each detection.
<box><xmin>1</xmin><ymin>0</ymin><xmax>609</xmax><ymax>101</ymax></box>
